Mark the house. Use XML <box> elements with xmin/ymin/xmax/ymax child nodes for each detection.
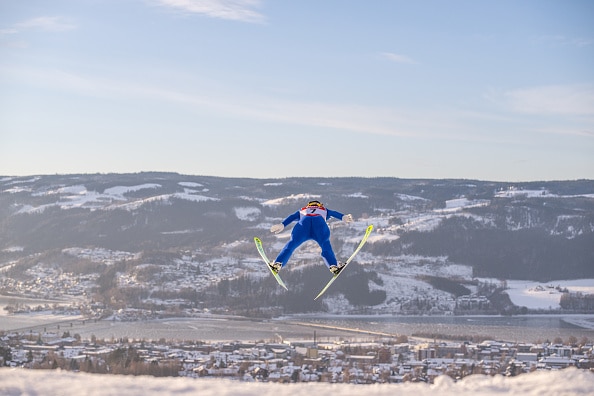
<box><xmin>538</xmin><ymin>356</ymin><xmax>576</xmax><ymax>369</ymax></box>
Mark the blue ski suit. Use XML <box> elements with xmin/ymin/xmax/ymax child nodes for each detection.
<box><xmin>274</xmin><ymin>204</ymin><xmax>345</xmax><ymax>268</ymax></box>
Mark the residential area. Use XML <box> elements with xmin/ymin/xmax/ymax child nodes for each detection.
<box><xmin>1</xmin><ymin>328</ymin><xmax>592</xmax><ymax>384</ymax></box>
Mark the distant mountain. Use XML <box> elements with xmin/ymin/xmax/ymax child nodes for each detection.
<box><xmin>1</xmin><ymin>173</ymin><xmax>593</xmax><ymax>315</ymax></box>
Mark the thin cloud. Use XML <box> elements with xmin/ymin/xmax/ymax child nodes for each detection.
<box><xmin>154</xmin><ymin>0</ymin><xmax>265</xmax><ymax>23</ymax></box>
<box><xmin>499</xmin><ymin>84</ymin><xmax>594</xmax><ymax>116</ymax></box>
<box><xmin>0</xmin><ymin>64</ymin><xmax>453</xmax><ymax>140</ymax></box>
<box><xmin>381</xmin><ymin>52</ymin><xmax>418</xmax><ymax>64</ymax></box>
<box><xmin>15</xmin><ymin>16</ymin><xmax>77</xmax><ymax>32</ymax></box>
<box><xmin>4</xmin><ymin>64</ymin><xmax>589</xmax><ymax>144</ymax></box>
<box><xmin>533</xmin><ymin>34</ymin><xmax>593</xmax><ymax>48</ymax></box>
<box><xmin>0</xmin><ymin>17</ymin><xmax>75</xmax><ymax>48</ymax></box>
<box><xmin>0</xmin><ymin>28</ymin><xmax>18</xmax><ymax>36</ymax></box>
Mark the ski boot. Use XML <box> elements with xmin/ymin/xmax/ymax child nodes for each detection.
<box><xmin>329</xmin><ymin>262</ymin><xmax>346</xmax><ymax>275</ymax></box>
<box><xmin>269</xmin><ymin>261</ymin><xmax>282</xmax><ymax>274</ymax></box>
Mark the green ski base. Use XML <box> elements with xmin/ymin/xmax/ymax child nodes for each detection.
<box><xmin>254</xmin><ymin>236</ymin><xmax>288</xmax><ymax>290</ymax></box>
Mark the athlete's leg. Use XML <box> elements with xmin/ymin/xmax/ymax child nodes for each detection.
<box><xmin>310</xmin><ymin>217</ymin><xmax>338</xmax><ymax>267</ymax></box>
<box><xmin>274</xmin><ymin>223</ymin><xmax>308</xmax><ymax>266</ymax></box>
<box><xmin>319</xmin><ymin>239</ymin><xmax>338</xmax><ymax>267</ymax></box>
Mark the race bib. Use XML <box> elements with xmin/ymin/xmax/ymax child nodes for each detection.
<box><xmin>299</xmin><ymin>206</ymin><xmax>327</xmax><ymax>218</ymax></box>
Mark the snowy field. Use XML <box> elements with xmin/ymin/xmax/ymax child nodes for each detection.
<box><xmin>1</xmin><ymin>367</ymin><xmax>592</xmax><ymax>396</ymax></box>
<box><xmin>505</xmin><ymin>279</ymin><xmax>594</xmax><ymax>310</ymax></box>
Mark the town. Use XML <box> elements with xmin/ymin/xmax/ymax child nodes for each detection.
<box><xmin>1</xmin><ymin>325</ymin><xmax>592</xmax><ymax>384</ymax></box>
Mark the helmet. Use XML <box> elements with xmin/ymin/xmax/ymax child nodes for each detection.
<box><xmin>307</xmin><ymin>200</ymin><xmax>323</xmax><ymax>207</ymax></box>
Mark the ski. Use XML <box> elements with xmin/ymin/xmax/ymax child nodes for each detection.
<box><xmin>254</xmin><ymin>236</ymin><xmax>288</xmax><ymax>290</ymax></box>
<box><xmin>314</xmin><ymin>224</ymin><xmax>374</xmax><ymax>300</ymax></box>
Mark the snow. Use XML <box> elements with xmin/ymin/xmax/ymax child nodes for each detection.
<box><xmin>103</xmin><ymin>184</ymin><xmax>162</xmax><ymax>196</ymax></box>
<box><xmin>395</xmin><ymin>193</ymin><xmax>429</xmax><ymax>202</ymax></box>
<box><xmin>347</xmin><ymin>192</ymin><xmax>369</xmax><ymax>198</ymax></box>
<box><xmin>505</xmin><ymin>279</ymin><xmax>594</xmax><ymax>310</ymax></box>
<box><xmin>397</xmin><ymin>213</ymin><xmax>444</xmax><ymax>232</ymax></box>
<box><xmin>103</xmin><ymin>184</ymin><xmax>221</xmax><ymax>210</ymax></box>
<box><xmin>1</xmin><ymin>246</ymin><xmax>24</xmax><ymax>253</ymax></box>
<box><xmin>3</xmin><ymin>186</ymin><xmax>32</xmax><ymax>194</ymax></box>
<box><xmin>495</xmin><ymin>187</ymin><xmax>594</xmax><ymax>200</ymax></box>
<box><xmin>14</xmin><ymin>183</ymin><xmax>219</xmax><ymax>214</ymax></box>
<box><xmin>30</xmin><ymin>184</ymin><xmax>87</xmax><ymax>196</ymax></box>
<box><xmin>495</xmin><ymin>188</ymin><xmax>553</xmax><ymax>198</ymax></box>
<box><xmin>445</xmin><ymin>198</ymin><xmax>471</xmax><ymax>208</ymax></box>
<box><xmin>0</xmin><ymin>367</ymin><xmax>592</xmax><ymax>396</ymax></box>
<box><xmin>234</xmin><ymin>206</ymin><xmax>261</xmax><ymax>221</ymax></box>
<box><xmin>1</xmin><ymin>177</ymin><xmax>40</xmax><ymax>192</ymax></box>
<box><xmin>178</xmin><ymin>182</ymin><xmax>203</xmax><ymax>188</ymax></box>
<box><xmin>173</xmin><ymin>192</ymin><xmax>218</xmax><ymax>203</ymax></box>
<box><xmin>444</xmin><ymin>198</ymin><xmax>489</xmax><ymax>211</ymax></box>
<box><xmin>262</xmin><ymin>194</ymin><xmax>321</xmax><ymax>206</ymax></box>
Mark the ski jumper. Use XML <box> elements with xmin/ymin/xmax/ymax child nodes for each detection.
<box><xmin>274</xmin><ymin>204</ymin><xmax>344</xmax><ymax>268</ymax></box>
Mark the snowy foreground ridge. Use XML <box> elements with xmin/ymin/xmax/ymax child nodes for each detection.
<box><xmin>1</xmin><ymin>368</ymin><xmax>593</xmax><ymax>396</ymax></box>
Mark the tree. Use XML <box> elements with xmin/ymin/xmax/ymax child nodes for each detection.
<box><xmin>0</xmin><ymin>346</ymin><xmax>12</xmax><ymax>365</ymax></box>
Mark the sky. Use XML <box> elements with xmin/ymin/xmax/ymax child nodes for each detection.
<box><xmin>1</xmin><ymin>367</ymin><xmax>593</xmax><ymax>396</ymax></box>
<box><xmin>0</xmin><ymin>0</ymin><xmax>593</xmax><ymax>182</ymax></box>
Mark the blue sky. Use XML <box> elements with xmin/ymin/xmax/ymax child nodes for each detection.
<box><xmin>1</xmin><ymin>0</ymin><xmax>593</xmax><ymax>181</ymax></box>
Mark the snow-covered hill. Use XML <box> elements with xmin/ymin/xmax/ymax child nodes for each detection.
<box><xmin>1</xmin><ymin>173</ymin><xmax>593</xmax><ymax>316</ymax></box>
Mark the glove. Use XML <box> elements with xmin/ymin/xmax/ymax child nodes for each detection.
<box><xmin>342</xmin><ymin>214</ymin><xmax>354</xmax><ymax>223</ymax></box>
<box><xmin>270</xmin><ymin>223</ymin><xmax>284</xmax><ymax>234</ymax></box>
